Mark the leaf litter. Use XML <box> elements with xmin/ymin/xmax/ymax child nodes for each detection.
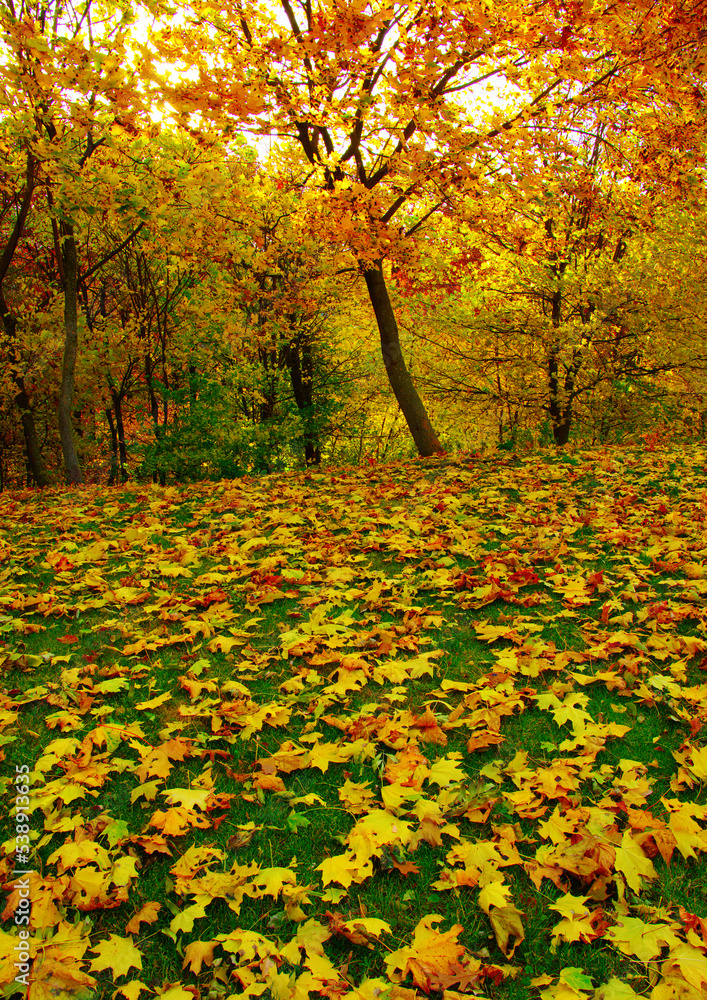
<box><xmin>1</xmin><ymin>446</ymin><xmax>707</xmax><ymax>998</ymax></box>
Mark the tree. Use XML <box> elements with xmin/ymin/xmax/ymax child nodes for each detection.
<box><xmin>406</xmin><ymin>152</ymin><xmax>707</xmax><ymax>448</ymax></box>
<box><xmin>0</xmin><ymin>137</ymin><xmax>50</xmax><ymax>485</ymax></box>
<box><xmin>0</xmin><ymin>0</ymin><xmax>151</xmax><ymax>483</ymax></box>
<box><xmin>147</xmin><ymin>0</ymin><xmax>707</xmax><ymax>455</ymax></box>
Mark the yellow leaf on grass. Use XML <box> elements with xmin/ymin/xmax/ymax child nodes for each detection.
<box><xmin>614</xmin><ymin>829</ymin><xmax>657</xmax><ymax>893</ymax></box>
<box><xmin>169</xmin><ymin>902</ymin><xmax>207</xmax><ymax>934</ymax></box>
<box><xmin>182</xmin><ymin>940</ymin><xmax>216</xmax><ymax>974</ymax></box>
<box><xmin>341</xmin><ymin>917</ymin><xmax>392</xmax><ymax>943</ymax></box>
<box><xmin>348</xmin><ymin>810</ymin><xmax>413</xmax><ymax>853</ymax></box>
<box><xmin>548</xmin><ymin>894</ymin><xmax>591</xmax><ymax>920</ymax></box>
<box><xmin>428</xmin><ymin>754</ymin><xmax>467</xmax><ymax>786</ymax></box>
<box><xmin>113</xmin><ymin>982</ymin><xmax>150</xmax><ymax>1000</ymax></box>
<box><xmin>663</xmin><ymin>943</ymin><xmax>707</xmax><ymax>992</ymax></box>
<box><xmin>134</xmin><ymin>691</ymin><xmax>172</xmax><ymax>711</ymax></box>
<box><xmin>157</xmin><ymin>561</ymin><xmax>192</xmax><ymax>578</ymax></box>
<box><xmin>478</xmin><ymin>880</ymin><xmax>512</xmax><ymax>914</ymax></box>
<box><xmin>208</xmin><ymin>634</ymin><xmax>245</xmax><ymax>653</ymax></box>
<box><xmin>307</xmin><ymin>740</ymin><xmax>356</xmax><ymax>772</ymax></box>
<box><xmin>89</xmin><ymin>934</ymin><xmax>142</xmax><ymax>978</ymax></box>
<box><xmin>130</xmin><ymin>780</ymin><xmax>162</xmax><ymax>804</ymax></box>
<box><xmin>607</xmin><ymin>916</ymin><xmax>681</xmax><ymax>962</ymax></box>
<box><xmin>317</xmin><ymin>851</ymin><xmax>372</xmax><ymax>888</ymax></box>
<box><xmin>594</xmin><ymin>978</ymin><xmax>640</xmax><ymax>998</ymax></box>
<box><xmin>161</xmin><ymin>787</ymin><xmax>214</xmax><ymax>810</ymax></box>
<box><xmin>159</xmin><ymin>987</ymin><xmax>195</xmax><ymax>1000</ymax></box>
<box><xmin>248</xmin><ymin>866</ymin><xmax>298</xmax><ymax>898</ymax></box>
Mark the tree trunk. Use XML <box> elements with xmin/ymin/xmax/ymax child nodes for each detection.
<box><xmin>145</xmin><ymin>352</ymin><xmax>166</xmax><ymax>485</ymax></box>
<box><xmin>0</xmin><ymin>300</ymin><xmax>50</xmax><ymax>487</ymax></box>
<box><xmin>113</xmin><ymin>390</ymin><xmax>128</xmax><ymax>479</ymax></box>
<box><xmin>547</xmin><ymin>288</ymin><xmax>573</xmax><ymax>446</ymax></box>
<box><xmin>286</xmin><ymin>333</ymin><xmax>321</xmax><ymax>465</ymax></box>
<box><xmin>16</xmin><ymin>382</ymin><xmax>48</xmax><ymax>486</ymax></box>
<box><xmin>106</xmin><ymin>407</ymin><xmax>119</xmax><ymax>485</ymax></box>
<box><xmin>0</xmin><ymin>151</ymin><xmax>48</xmax><ymax>484</ymax></box>
<box><xmin>548</xmin><ymin>351</ymin><xmax>573</xmax><ymax>445</ymax></box>
<box><xmin>58</xmin><ymin>228</ymin><xmax>84</xmax><ymax>484</ymax></box>
<box><xmin>363</xmin><ymin>262</ymin><xmax>442</xmax><ymax>456</ymax></box>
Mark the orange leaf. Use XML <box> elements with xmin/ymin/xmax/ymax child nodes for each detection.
<box><xmin>253</xmin><ymin>772</ymin><xmax>286</xmax><ymax>792</ymax></box>
<box><xmin>182</xmin><ymin>940</ymin><xmax>216</xmax><ymax>974</ymax></box>
<box><xmin>125</xmin><ymin>902</ymin><xmax>161</xmax><ymax>935</ymax></box>
<box><xmin>385</xmin><ymin>915</ymin><xmax>467</xmax><ymax>992</ymax></box>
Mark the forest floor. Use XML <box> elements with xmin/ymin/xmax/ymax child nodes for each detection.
<box><xmin>2</xmin><ymin>444</ymin><xmax>707</xmax><ymax>1000</ymax></box>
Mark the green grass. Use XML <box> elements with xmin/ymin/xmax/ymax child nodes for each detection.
<box><xmin>1</xmin><ymin>444</ymin><xmax>707</xmax><ymax>999</ymax></box>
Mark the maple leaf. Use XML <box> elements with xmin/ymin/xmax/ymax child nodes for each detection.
<box><xmin>113</xmin><ymin>982</ymin><xmax>150</xmax><ymax>1000</ymax></box>
<box><xmin>548</xmin><ymin>894</ymin><xmax>600</xmax><ymax>948</ymax></box>
<box><xmin>148</xmin><ymin>806</ymin><xmax>207</xmax><ymax>836</ymax></box>
<box><xmin>489</xmin><ymin>904</ymin><xmax>525</xmax><ymax>958</ymax></box>
<box><xmin>160</xmin><ymin>787</ymin><xmax>214</xmax><ymax>810</ymax></box>
<box><xmin>385</xmin><ymin>915</ymin><xmax>467</xmax><ymax>992</ymax></box>
<box><xmin>134</xmin><ymin>691</ymin><xmax>172</xmax><ymax>711</ymax></box>
<box><xmin>327</xmin><ymin>911</ymin><xmax>392</xmax><ymax>948</ymax></box>
<box><xmin>607</xmin><ymin>916</ymin><xmax>681</xmax><ymax>962</ymax></box>
<box><xmin>156</xmin><ymin>987</ymin><xmax>194</xmax><ymax>1000</ymax></box>
<box><xmin>614</xmin><ymin>829</ymin><xmax>658</xmax><ymax>893</ymax></box>
<box><xmin>133</xmin><ymin>737</ymin><xmax>192</xmax><ymax>782</ymax></box>
<box><xmin>409</xmin><ymin>706</ymin><xmax>448</xmax><ymax>745</ymax></box>
<box><xmin>593</xmin><ymin>979</ymin><xmax>640</xmax><ymax>999</ymax></box>
<box><xmin>28</xmin><ymin>959</ymin><xmax>97</xmax><ymax>1000</ymax></box>
<box><xmin>89</xmin><ymin>934</ymin><xmax>142</xmax><ymax>977</ymax></box>
<box><xmin>317</xmin><ymin>851</ymin><xmax>367</xmax><ymax>888</ymax></box>
<box><xmin>339</xmin><ymin>778</ymin><xmax>377</xmax><ymax>815</ymax></box>
<box><xmin>130</xmin><ymin>779</ymin><xmax>162</xmax><ymax>804</ymax></box>
<box><xmin>536</xmin><ymin>967</ymin><xmax>594</xmax><ymax>999</ymax></box>
<box><xmin>169</xmin><ymin>902</ymin><xmax>207</xmax><ymax>934</ymax></box>
<box><xmin>247</xmin><ymin>866</ymin><xmax>298</xmax><ymax>899</ymax></box>
<box><xmin>662</xmin><ymin>943</ymin><xmax>707</xmax><ymax>993</ymax></box>
<box><xmin>182</xmin><ymin>940</ymin><xmax>216</xmax><ymax>974</ymax></box>
<box><xmin>252</xmin><ymin>771</ymin><xmax>287</xmax><ymax>792</ymax></box>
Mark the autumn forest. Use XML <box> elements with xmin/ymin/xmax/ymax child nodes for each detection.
<box><xmin>2</xmin><ymin>0</ymin><xmax>707</xmax><ymax>484</ymax></box>
<box><xmin>3</xmin><ymin>2</ymin><xmax>707</xmax><ymax>1000</ymax></box>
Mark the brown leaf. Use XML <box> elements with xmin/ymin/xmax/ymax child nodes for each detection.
<box><xmin>489</xmin><ymin>904</ymin><xmax>525</xmax><ymax>958</ymax></box>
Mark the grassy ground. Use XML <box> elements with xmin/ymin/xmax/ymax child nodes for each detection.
<box><xmin>2</xmin><ymin>444</ymin><xmax>707</xmax><ymax>1000</ymax></box>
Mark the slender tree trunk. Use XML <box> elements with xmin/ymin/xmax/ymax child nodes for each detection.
<box><xmin>113</xmin><ymin>391</ymin><xmax>128</xmax><ymax>479</ymax></box>
<box><xmin>1</xmin><ymin>301</ymin><xmax>50</xmax><ymax>487</ymax></box>
<box><xmin>106</xmin><ymin>407</ymin><xmax>119</xmax><ymax>485</ymax></box>
<box><xmin>363</xmin><ymin>262</ymin><xmax>442</xmax><ymax>456</ymax></box>
<box><xmin>15</xmin><ymin>382</ymin><xmax>48</xmax><ymax>486</ymax></box>
<box><xmin>145</xmin><ymin>352</ymin><xmax>166</xmax><ymax>485</ymax></box>
<box><xmin>286</xmin><ymin>334</ymin><xmax>321</xmax><ymax>465</ymax></box>
<box><xmin>0</xmin><ymin>152</ymin><xmax>48</xmax><ymax>484</ymax></box>
<box><xmin>547</xmin><ymin>288</ymin><xmax>573</xmax><ymax>446</ymax></box>
<box><xmin>188</xmin><ymin>362</ymin><xmax>198</xmax><ymax>406</ymax></box>
<box><xmin>58</xmin><ymin>228</ymin><xmax>84</xmax><ymax>484</ymax></box>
